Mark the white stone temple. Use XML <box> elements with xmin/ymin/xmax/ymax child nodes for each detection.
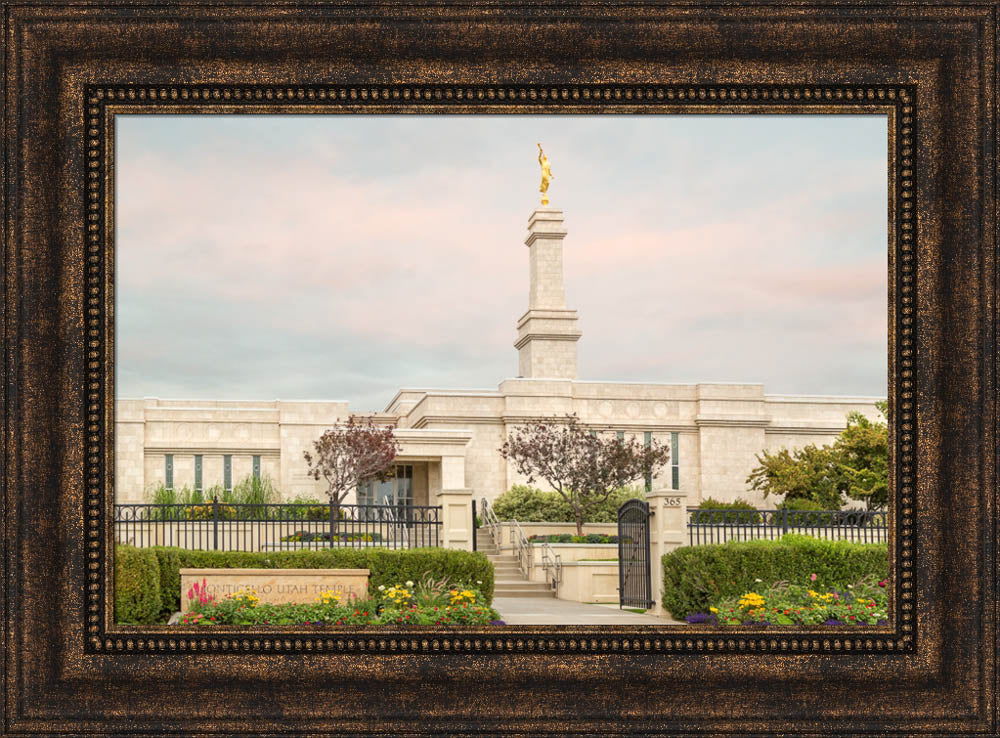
<box><xmin>115</xmin><ymin>206</ymin><xmax>885</xmax><ymax>521</ymax></box>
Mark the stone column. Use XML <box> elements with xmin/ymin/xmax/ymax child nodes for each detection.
<box><xmin>514</xmin><ymin>208</ymin><xmax>582</xmax><ymax>379</ymax></box>
<box><xmin>114</xmin><ymin>400</ymin><xmax>147</xmax><ymax>503</ymax></box>
<box><xmin>646</xmin><ymin>489</ymin><xmax>688</xmax><ymax>619</ymax></box>
<box><xmin>436</xmin><ymin>488</ymin><xmax>474</xmax><ymax>551</ymax></box>
<box><xmin>435</xmin><ymin>456</ymin><xmax>474</xmax><ymax>551</ymax></box>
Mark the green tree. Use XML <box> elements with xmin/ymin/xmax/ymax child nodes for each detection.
<box><xmin>834</xmin><ymin>401</ymin><xmax>888</xmax><ymax>510</ymax></box>
<box><xmin>746</xmin><ymin>401</ymin><xmax>888</xmax><ymax>511</ymax></box>
<box><xmin>746</xmin><ymin>443</ymin><xmax>844</xmax><ymax>509</ymax></box>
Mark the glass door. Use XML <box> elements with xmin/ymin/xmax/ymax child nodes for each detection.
<box><xmin>357</xmin><ymin>465</ymin><xmax>413</xmax><ymax>514</ymax></box>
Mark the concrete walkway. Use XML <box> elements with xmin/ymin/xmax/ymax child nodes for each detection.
<box><xmin>492</xmin><ymin>597</ymin><xmax>685</xmax><ymax>625</ymax></box>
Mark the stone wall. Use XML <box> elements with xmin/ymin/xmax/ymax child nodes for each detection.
<box><xmin>115</xmin><ymin>383</ymin><xmax>884</xmax><ymax>509</ymax></box>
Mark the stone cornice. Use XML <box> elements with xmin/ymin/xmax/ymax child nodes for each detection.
<box><xmin>524</xmin><ymin>231</ymin><xmax>567</xmax><ymax>248</ymax></box>
<box><xmin>694</xmin><ymin>414</ymin><xmax>771</xmax><ymax>428</ymax></box>
<box><xmin>411</xmin><ymin>416</ymin><xmax>505</xmax><ymax>428</ymax></box>
<box><xmin>499</xmin><ymin>416</ymin><xmax>695</xmax><ymax>432</ymax></box>
<box><xmin>394</xmin><ymin>430</ymin><xmax>474</xmax><ymax>445</ymax></box>
<box><xmin>513</xmin><ymin>331</ymin><xmax>583</xmax><ymax>350</ymax></box>
<box><xmin>764</xmin><ymin>425</ymin><xmax>847</xmax><ymax>435</ymax></box>
<box><xmin>764</xmin><ymin>394</ymin><xmax>887</xmax><ymax>404</ymax></box>
<box><xmin>516</xmin><ymin>308</ymin><xmax>579</xmax><ymax>329</ymax></box>
<box><xmin>143</xmin><ymin>446</ymin><xmax>280</xmax><ymax>455</ymax></box>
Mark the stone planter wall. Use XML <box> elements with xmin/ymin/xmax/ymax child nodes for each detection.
<box><xmin>526</xmin><ymin>543</ymin><xmax>618</xmax><ymax>584</ymax></box>
<box><xmin>556</xmin><ymin>562</ymin><xmax>621</xmax><ymax>605</ymax></box>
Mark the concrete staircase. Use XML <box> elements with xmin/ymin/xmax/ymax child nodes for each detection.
<box><xmin>477</xmin><ymin>528</ymin><xmax>555</xmax><ymax>598</ymax></box>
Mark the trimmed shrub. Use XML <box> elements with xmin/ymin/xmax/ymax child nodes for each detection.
<box><xmin>775</xmin><ymin>498</ymin><xmax>850</xmax><ymax>526</ymax></box>
<box><xmin>491</xmin><ymin>485</ymin><xmax>572</xmax><ymax>521</ymax></box>
<box><xmin>695</xmin><ymin>497</ymin><xmax>762</xmax><ymax>524</ymax></box>
<box><xmin>661</xmin><ymin>534</ymin><xmax>888</xmax><ymax>619</ymax></box>
<box><xmin>152</xmin><ymin>546</ymin><xmax>183</xmax><ymax>621</ymax></box>
<box><xmin>491</xmin><ymin>484</ymin><xmax>643</xmax><ymax>523</ymax></box>
<box><xmin>775</xmin><ymin>497</ymin><xmax>831</xmax><ymax>511</ymax></box>
<box><xmin>115</xmin><ymin>545</ymin><xmax>163</xmax><ymax>625</ymax></box>
<box><xmin>134</xmin><ymin>546</ymin><xmax>495</xmax><ymax>623</ymax></box>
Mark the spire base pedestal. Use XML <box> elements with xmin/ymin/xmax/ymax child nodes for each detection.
<box><xmin>515</xmin><ymin>208</ymin><xmax>581</xmax><ymax>380</ymax></box>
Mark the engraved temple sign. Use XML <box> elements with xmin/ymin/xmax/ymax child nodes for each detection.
<box><xmin>179</xmin><ymin>568</ymin><xmax>370</xmax><ymax>613</ymax></box>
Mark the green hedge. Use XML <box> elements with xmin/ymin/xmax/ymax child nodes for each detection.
<box><xmin>695</xmin><ymin>497</ymin><xmax>763</xmax><ymax>524</ymax></box>
<box><xmin>115</xmin><ymin>545</ymin><xmax>163</xmax><ymax>625</ymax></box>
<box><xmin>116</xmin><ymin>545</ymin><xmax>495</xmax><ymax>624</ymax></box>
<box><xmin>491</xmin><ymin>484</ymin><xmax>643</xmax><ymax>523</ymax></box>
<box><xmin>661</xmin><ymin>534</ymin><xmax>888</xmax><ymax>619</ymax></box>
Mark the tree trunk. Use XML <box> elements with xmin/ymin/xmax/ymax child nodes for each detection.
<box><xmin>575</xmin><ymin>509</ymin><xmax>584</xmax><ymax>537</ymax></box>
<box><xmin>329</xmin><ymin>497</ymin><xmax>342</xmax><ymax>541</ymax></box>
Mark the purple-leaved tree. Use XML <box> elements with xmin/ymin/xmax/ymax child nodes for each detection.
<box><xmin>499</xmin><ymin>414</ymin><xmax>670</xmax><ymax>535</ymax></box>
<box><xmin>303</xmin><ymin>417</ymin><xmax>401</xmax><ymax>532</ymax></box>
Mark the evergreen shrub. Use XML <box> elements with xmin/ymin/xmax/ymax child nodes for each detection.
<box><xmin>114</xmin><ymin>545</ymin><xmax>163</xmax><ymax>624</ymax></box>
<box><xmin>775</xmin><ymin>497</ymin><xmax>847</xmax><ymax>525</ymax></box>
<box><xmin>491</xmin><ymin>484</ymin><xmax>642</xmax><ymax>523</ymax></box>
<box><xmin>696</xmin><ymin>497</ymin><xmax>763</xmax><ymax>524</ymax></box>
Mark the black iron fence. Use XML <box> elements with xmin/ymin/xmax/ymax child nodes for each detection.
<box><xmin>114</xmin><ymin>498</ymin><xmax>442</xmax><ymax>551</ymax></box>
<box><xmin>687</xmin><ymin>508</ymin><xmax>889</xmax><ymax>546</ymax></box>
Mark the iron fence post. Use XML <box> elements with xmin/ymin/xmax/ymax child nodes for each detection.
<box><xmin>781</xmin><ymin>507</ymin><xmax>788</xmax><ymax>535</ymax></box>
<box><xmin>212</xmin><ymin>495</ymin><xmax>219</xmax><ymax>551</ymax></box>
<box><xmin>471</xmin><ymin>499</ymin><xmax>477</xmax><ymax>552</ymax></box>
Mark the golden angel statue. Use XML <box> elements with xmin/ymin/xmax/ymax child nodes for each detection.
<box><xmin>537</xmin><ymin>143</ymin><xmax>553</xmax><ymax>206</ymax></box>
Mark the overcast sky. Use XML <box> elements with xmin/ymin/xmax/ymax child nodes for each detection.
<box><xmin>115</xmin><ymin>114</ymin><xmax>888</xmax><ymax>411</ymax></box>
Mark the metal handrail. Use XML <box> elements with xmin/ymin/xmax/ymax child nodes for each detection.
<box><xmin>539</xmin><ymin>542</ymin><xmax>562</xmax><ymax>590</ymax></box>
<box><xmin>512</xmin><ymin>519</ymin><xmax>532</xmax><ymax>577</ymax></box>
<box><xmin>480</xmin><ymin>497</ymin><xmax>502</xmax><ymax>550</ymax></box>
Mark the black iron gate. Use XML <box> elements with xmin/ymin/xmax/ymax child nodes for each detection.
<box><xmin>617</xmin><ymin>499</ymin><xmax>653</xmax><ymax>609</ymax></box>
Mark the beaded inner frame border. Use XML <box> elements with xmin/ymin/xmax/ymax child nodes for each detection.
<box><xmin>87</xmin><ymin>83</ymin><xmax>915</xmax><ymax>657</ymax></box>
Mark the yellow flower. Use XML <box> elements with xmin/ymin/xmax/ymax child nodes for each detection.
<box><xmin>709</xmin><ymin>607</ymin><xmax>718</xmax><ymax>614</ymax></box>
<box><xmin>737</xmin><ymin>591</ymin><xmax>765</xmax><ymax>610</ymax></box>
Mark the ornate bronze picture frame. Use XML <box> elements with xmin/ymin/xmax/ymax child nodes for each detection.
<box><xmin>2</xmin><ymin>2</ymin><xmax>997</xmax><ymax>735</ymax></box>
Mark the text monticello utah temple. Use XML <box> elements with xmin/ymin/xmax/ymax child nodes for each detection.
<box><xmin>115</xmin><ymin>203</ymin><xmax>885</xmax><ymax>527</ymax></box>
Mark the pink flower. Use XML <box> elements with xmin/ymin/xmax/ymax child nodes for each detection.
<box><xmin>188</xmin><ymin>578</ymin><xmax>214</xmax><ymax>606</ymax></box>
<box><xmin>810</xmin><ymin>573</ymin><xmax>817</xmax><ymax>581</ymax></box>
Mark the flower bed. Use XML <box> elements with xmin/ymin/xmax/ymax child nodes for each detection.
<box><xmin>684</xmin><ymin>574</ymin><xmax>889</xmax><ymax>627</ymax></box>
<box><xmin>279</xmin><ymin>531</ymin><xmax>383</xmax><ymax>543</ymax></box>
<box><xmin>180</xmin><ymin>578</ymin><xmax>503</xmax><ymax>627</ymax></box>
<box><xmin>528</xmin><ymin>533</ymin><xmax>622</xmax><ymax>544</ymax></box>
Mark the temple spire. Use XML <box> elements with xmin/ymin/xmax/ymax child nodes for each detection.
<box><xmin>514</xmin><ymin>207</ymin><xmax>582</xmax><ymax>379</ymax></box>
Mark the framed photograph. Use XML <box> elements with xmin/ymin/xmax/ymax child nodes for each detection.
<box><xmin>2</xmin><ymin>3</ymin><xmax>997</xmax><ymax>736</ymax></box>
